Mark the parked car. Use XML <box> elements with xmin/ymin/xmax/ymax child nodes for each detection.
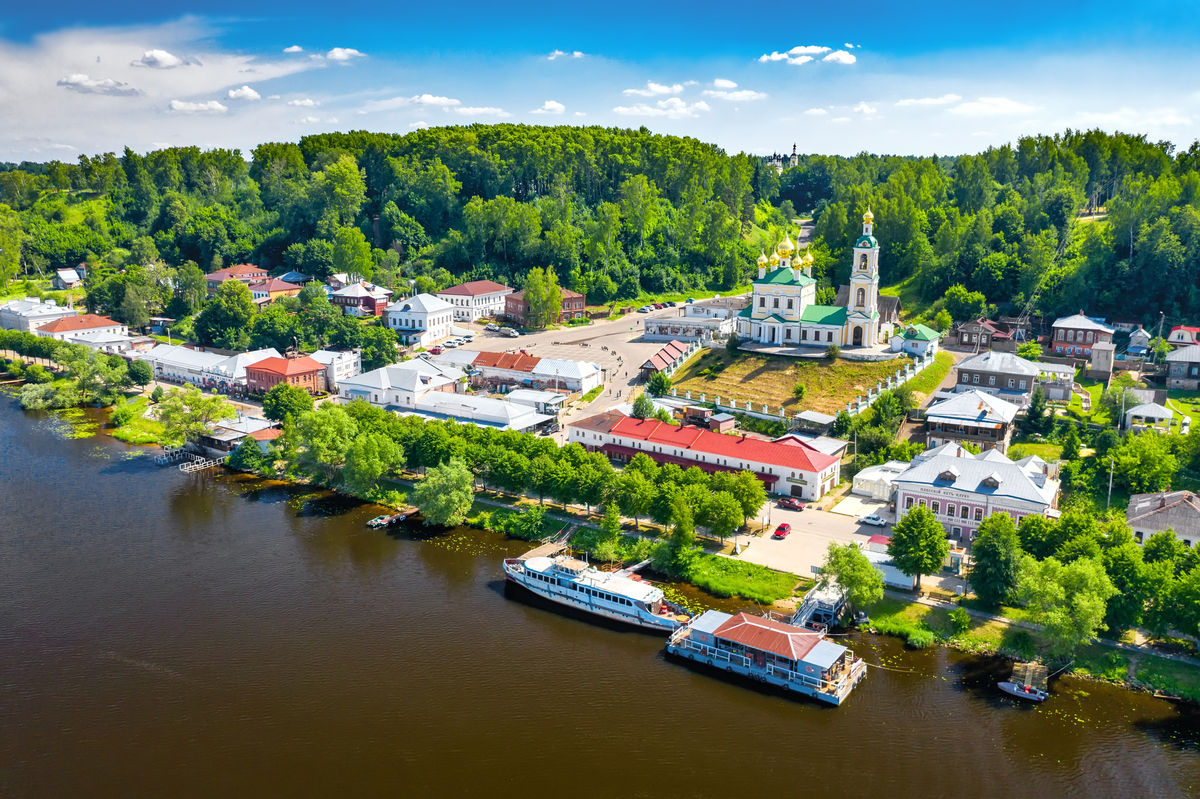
<box><xmin>445</xmin><ymin>340</ymin><xmax>459</xmax><ymax>348</ymax></box>
<box><xmin>637</xmin><ymin>306</ymin><xmax>651</xmax><ymax>313</ymax></box>
<box><xmin>461</xmin><ymin>333</ymin><xmax>474</xmax><ymax>342</ymax></box>
<box><xmin>429</xmin><ymin>346</ymin><xmax>443</xmax><ymax>355</ymax></box>
<box><xmin>485</xmin><ymin>323</ymin><xmax>499</xmax><ymax>332</ymax></box>
<box><xmin>685</xmin><ymin>297</ymin><xmax>695</xmax><ymax>303</ymax></box>
<box><xmin>777</xmin><ymin>497</ymin><xmax>805</xmax><ymax>510</ymax></box>
<box><xmin>860</xmin><ymin>514</ymin><xmax>889</xmax><ymax>527</ymax></box>
<box><xmin>666</xmin><ymin>300</ymin><xmax>678</xmax><ymax>307</ymax></box>
<box><xmin>771</xmin><ymin>523</ymin><xmax>792</xmax><ymax>539</ymax></box>
<box><xmin>654</xmin><ymin>302</ymin><xmax>665</xmax><ymax>309</ymax></box>
<box><xmin>542</xmin><ymin>422</ymin><xmax>560</xmax><ymax>436</ymax></box>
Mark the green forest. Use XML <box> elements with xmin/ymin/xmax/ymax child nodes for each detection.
<box><xmin>1</xmin><ymin>124</ymin><xmax>1199</xmax><ymax>332</ymax></box>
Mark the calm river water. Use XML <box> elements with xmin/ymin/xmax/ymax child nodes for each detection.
<box><xmin>1</xmin><ymin>396</ymin><xmax>1198</xmax><ymax>798</ymax></box>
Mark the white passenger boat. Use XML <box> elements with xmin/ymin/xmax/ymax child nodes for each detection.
<box><xmin>503</xmin><ymin>554</ymin><xmax>690</xmax><ymax>633</ymax></box>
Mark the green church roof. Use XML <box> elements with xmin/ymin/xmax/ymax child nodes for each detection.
<box><xmin>800</xmin><ymin>305</ymin><xmax>847</xmax><ymax>326</ymax></box>
<box><xmin>855</xmin><ymin>235</ymin><xmax>878</xmax><ymax>249</ymax></box>
<box><xmin>754</xmin><ymin>266</ymin><xmax>815</xmax><ymax>287</ymax></box>
<box><xmin>737</xmin><ymin>306</ymin><xmax>754</xmax><ymax>318</ymax></box>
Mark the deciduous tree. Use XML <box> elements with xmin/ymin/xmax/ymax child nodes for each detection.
<box><xmin>820</xmin><ymin>542</ymin><xmax>884</xmax><ymax>610</ymax></box>
<box><xmin>412</xmin><ymin>457</ymin><xmax>474</xmax><ymax>527</ymax></box>
<box><xmin>888</xmin><ymin>505</ymin><xmax>949</xmax><ymax>588</ymax></box>
<box><xmin>968</xmin><ymin>512</ymin><xmax>1023</xmax><ymax>607</ymax></box>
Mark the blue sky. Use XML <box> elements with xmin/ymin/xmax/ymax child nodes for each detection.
<box><xmin>2</xmin><ymin>1</ymin><xmax>1197</xmax><ymax>162</ymax></box>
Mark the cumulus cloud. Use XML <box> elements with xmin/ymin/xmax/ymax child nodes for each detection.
<box><xmin>227</xmin><ymin>85</ymin><xmax>260</xmax><ymax>101</ymax></box>
<box><xmin>455</xmin><ymin>106</ymin><xmax>511</xmax><ymax>117</ymax></box>
<box><xmin>613</xmin><ymin>97</ymin><xmax>710</xmax><ymax>119</ymax></box>
<box><xmin>283</xmin><ymin>45</ymin><xmax>303</xmax><ymax>53</ymax></box>
<box><xmin>823</xmin><ymin>50</ymin><xmax>856</xmax><ymax>65</ymax></box>
<box><xmin>803</xmin><ymin>108</ymin><xmax>828</xmax><ymax>116</ymax></box>
<box><xmin>623</xmin><ymin>81</ymin><xmax>684</xmax><ymax>97</ymax></box>
<box><xmin>948</xmin><ymin>96</ymin><xmax>1036</xmax><ymax>116</ymax></box>
<box><xmin>759</xmin><ymin>45</ymin><xmax>830</xmax><ymax>65</ymax></box>
<box><xmin>413</xmin><ymin>93</ymin><xmax>460</xmax><ymax>106</ymax></box>
<box><xmin>713</xmin><ymin>78</ymin><xmax>737</xmax><ymax>89</ymax></box>
<box><xmin>358</xmin><ymin>93</ymin><xmax>462</xmax><ymax>113</ymax></box>
<box><xmin>531</xmin><ymin>99</ymin><xmax>565</xmax><ymax>114</ymax></box>
<box><xmin>287</xmin><ymin>97</ymin><xmax>317</xmax><ymax>107</ymax></box>
<box><xmin>168</xmin><ymin>99</ymin><xmax>227</xmax><ymax>114</ymax></box>
<box><xmin>703</xmin><ymin>88</ymin><xmax>768</xmax><ymax>101</ymax></box>
<box><xmin>326</xmin><ymin>47</ymin><xmax>366</xmax><ymax>61</ymax></box>
<box><xmin>409</xmin><ymin>120</ymin><xmax>429</xmax><ymax>129</ymax></box>
<box><xmin>131</xmin><ymin>49</ymin><xmax>188</xmax><ymax>69</ymax></box>
<box><xmin>57</xmin><ymin>73</ymin><xmax>140</xmax><ymax>96</ymax></box>
<box><xmin>1076</xmin><ymin>106</ymin><xmax>1192</xmax><ymax>127</ymax></box>
<box><xmin>298</xmin><ymin>115</ymin><xmax>321</xmax><ymax>123</ymax></box>
<box><xmin>896</xmin><ymin>93</ymin><xmax>962</xmax><ymax>107</ymax></box>
<box><xmin>853</xmin><ymin>102</ymin><xmax>876</xmax><ymax>114</ymax></box>
<box><xmin>573</xmin><ymin>111</ymin><xmax>586</xmax><ymax>117</ymax></box>
<box><xmin>547</xmin><ymin>49</ymin><xmax>584</xmax><ymax>60</ymax></box>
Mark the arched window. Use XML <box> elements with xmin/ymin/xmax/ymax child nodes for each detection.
<box><xmin>856</xmin><ymin>288</ymin><xmax>865</xmax><ymax>307</ymax></box>
<box><xmin>859</xmin><ymin>254</ymin><xmax>867</xmax><ymax>269</ymax></box>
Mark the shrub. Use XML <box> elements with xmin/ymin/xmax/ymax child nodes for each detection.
<box><xmin>826</xmin><ymin>343</ymin><xmax>840</xmax><ymax>360</ymax></box>
<box><xmin>906</xmin><ymin>629</ymin><xmax>936</xmax><ymax>648</ymax></box>
<box><xmin>948</xmin><ymin>607</ymin><xmax>971</xmax><ymax>634</ymax></box>
<box><xmin>108</xmin><ymin>401</ymin><xmax>137</xmax><ymax>428</ymax></box>
<box><xmin>792</xmin><ymin>381</ymin><xmax>806</xmax><ymax>401</ymax></box>
<box><xmin>150</xmin><ymin>385</ymin><xmax>164</xmax><ymax>403</ymax></box>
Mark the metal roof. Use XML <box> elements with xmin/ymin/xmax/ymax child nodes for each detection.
<box><xmin>1052</xmin><ymin>314</ymin><xmax>1114</xmax><ymax>333</ymax></box>
<box><xmin>956</xmin><ymin>350</ymin><xmax>1040</xmax><ymax>377</ymax></box>
<box><xmin>926</xmin><ymin>389</ymin><xmax>1019</xmax><ymax>425</ymax></box>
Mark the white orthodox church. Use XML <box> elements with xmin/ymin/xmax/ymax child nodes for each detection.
<box><xmin>736</xmin><ymin>210</ymin><xmax>896</xmax><ymax>349</ymax></box>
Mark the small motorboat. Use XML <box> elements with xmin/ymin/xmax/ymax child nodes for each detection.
<box><xmin>998</xmin><ymin>681</ymin><xmax>1048</xmax><ymax>702</ymax></box>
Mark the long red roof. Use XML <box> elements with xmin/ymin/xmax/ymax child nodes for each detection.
<box><xmin>438</xmin><ymin>279</ymin><xmax>511</xmax><ymax>296</ymax></box>
<box><xmin>472</xmin><ymin>351</ymin><xmax>542</xmax><ymax>372</ymax></box>
<box><xmin>38</xmin><ymin>313</ymin><xmax>120</xmax><ymax>333</ymax></box>
<box><xmin>713</xmin><ymin>613</ymin><xmax>824</xmax><ymax>661</ymax></box>
<box><xmin>607</xmin><ymin>416</ymin><xmax>839</xmax><ymax>473</ymax></box>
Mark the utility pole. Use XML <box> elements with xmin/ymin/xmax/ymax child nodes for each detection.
<box><xmin>1107</xmin><ymin>456</ymin><xmax>1115</xmax><ymax>510</ymax></box>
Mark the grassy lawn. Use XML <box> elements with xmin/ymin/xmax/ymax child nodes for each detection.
<box><xmin>1133</xmin><ymin>655</ymin><xmax>1200</xmax><ymax>702</ymax></box>
<box><xmin>903</xmin><ymin>350</ymin><xmax>955</xmax><ymax>397</ymax></box>
<box><xmin>687</xmin><ymin>553</ymin><xmax>802</xmax><ymax>605</ymax></box>
<box><xmin>1008</xmin><ymin>441</ymin><xmax>1064</xmax><ymax>461</ymax></box>
<box><xmin>1069</xmin><ymin>378</ymin><xmax>1113</xmax><ymax>425</ymax></box>
<box><xmin>625</xmin><ymin>284</ymin><xmax>751</xmax><ymax>307</ymax></box>
<box><xmin>671</xmin><ymin>349</ymin><xmax>908</xmax><ymax>414</ymax></box>
<box><xmin>1166</xmin><ymin>390</ymin><xmax>1200</xmax><ymax>427</ymax></box>
<box><xmin>879</xmin><ymin>275</ymin><xmax>924</xmax><ymax>317</ymax></box>
<box><xmin>108</xmin><ymin>397</ymin><xmax>165</xmax><ymax>445</ymax></box>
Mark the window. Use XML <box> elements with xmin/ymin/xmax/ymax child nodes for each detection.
<box><xmin>802</xmin><ymin>330</ymin><xmax>808</xmax><ymax>341</ymax></box>
<box><xmin>856</xmin><ymin>288</ymin><xmax>865</xmax><ymax>307</ymax></box>
<box><xmin>773</xmin><ymin>298</ymin><xmax>779</xmax><ymax>309</ymax></box>
<box><xmin>1018</xmin><ymin>380</ymin><xmax>1026</xmax><ymax>389</ymax></box>
<box><xmin>759</xmin><ymin>297</ymin><xmax>765</xmax><ymax>308</ymax></box>
<box><xmin>859</xmin><ymin>254</ymin><xmax>867</xmax><ymax>269</ymax></box>
<box><xmin>931</xmin><ymin>501</ymin><xmax>940</xmax><ymax>514</ymax></box>
<box><xmin>974</xmin><ymin>508</ymin><xmax>983</xmax><ymax>521</ymax></box>
<box><xmin>952</xmin><ymin>527</ymin><xmax>961</xmax><ymax>537</ymax></box>
<box><xmin>919</xmin><ymin>499</ymin><xmax>927</xmax><ymax>507</ymax></box>
<box><xmin>947</xmin><ymin>504</ymin><xmax>956</xmax><ymax>517</ymax></box>
<box><xmin>1008</xmin><ymin>378</ymin><xmax>1015</xmax><ymax>388</ymax></box>
<box><xmin>787</xmin><ymin>299</ymin><xmax>793</xmax><ymax>310</ymax></box>
<box><xmin>961</xmin><ymin>373</ymin><xmax>969</xmax><ymax>383</ymax></box>
<box><xmin>905</xmin><ymin>497</ymin><xmax>914</xmax><ymax>509</ymax></box>
<box><xmin>972</xmin><ymin>374</ymin><xmax>980</xmax><ymax>384</ymax></box>
<box><xmin>988</xmin><ymin>375</ymin><xmax>996</xmax><ymax>386</ymax></box>
<box><xmin>960</xmin><ymin>506</ymin><xmax>969</xmax><ymax>519</ymax></box>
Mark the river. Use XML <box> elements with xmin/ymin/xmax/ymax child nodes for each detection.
<box><xmin>0</xmin><ymin>396</ymin><xmax>1197</xmax><ymax>798</ymax></box>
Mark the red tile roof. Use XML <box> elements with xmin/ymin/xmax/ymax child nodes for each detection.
<box><xmin>642</xmin><ymin>340</ymin><xmax>689</xmax><ymax>371</ymax></box>
<box><xmin>713</xmin><ymin>613</ymin><xmax>824</xmax><ymax>662</ymax></box>
<box><xmin>472</xmin><ymin>351</ymin><xmax>542</xmax><ymax>372</ymax></box>
<box><xmin>250</xmin><ymin>278</ymin><xmax>302</xmax><ymax>293</ymax></box>
<box><xmin>246</xmin><ymin>355</ymin><xmax>324</xmax><ymax>376</ymax></box>
<box><xmin>207</xmin><ymin>265</ymin><xmax>267</xmax><ymax>282</ymax></box>
<box><xmin>38</xmin><ymin>313</ymin><xmax>120</xmax><ymax>333</ymax></box>
<box><xmin>606</xmin><ymin>416</ymin><xmax>839</xmax><ymax>473</ymax></box>
<box><xmin>249</xmin><ymin>427</ymin><xmax>283</xmax><ymax>441</ymax></box>
<box><xmin>438</xmin><ymin>280</ymin><xmax>511</xmax><ymax>297</ymax></box>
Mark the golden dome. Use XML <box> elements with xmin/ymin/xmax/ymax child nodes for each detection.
<box><xmin>768</xmin><ymin>251</ymin><xmax>780</xmax><ymax>265</ymax></box>
<box><xmin>863</xmin><ymin>208</ymin><xmax>874</xmax><ymax>223</ymax></box>
<box><xmin>803</xmin><ymin>250</ymin><xmax>814</xmax><ymax>265</ymax></box>
<box><xmin>776</xmin><ymin>232</ymin><xmax>795</xmax><ymax>255</ymax></box>
<box><xmin>756</xmin><ymin>251</ymin><xmax>769</xmax><ymax>266</ymax></box>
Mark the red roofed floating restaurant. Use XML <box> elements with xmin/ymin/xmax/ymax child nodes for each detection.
<box><xmin>567</xmin><ymin>410</ymin><xmax>841</xmax><ymax>500</ymax></box>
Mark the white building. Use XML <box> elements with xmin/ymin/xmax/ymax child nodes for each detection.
<box><xmin>384</xmin><ymin>293</ymin><xmax>454</xmax><ymax>347</ymax></box>
<box><xmin>1126</xmin><ymin>491</ymin><xmax>1200</xmax><ymax>548</ymax></box>
<box><xmin>645</xmin><ymin>301</ymin><xmax>742</xmax><ymax>342</ymax></box>
<box><xmin>337</xmin><ymin>360</ymin><xmax>464</xmax><ymax>409</ymax></box>
<box><xmin>889</xmin><ymin>323</ymin><xmax>941</xmax><ymax>358</ymax></box>
<box><xmin>432</xmin><ymin>350</ymin><xmax>602</xmax><ymax>394</ymax></box>
<box><xmin>204</xmin><ymin>348</ymin><xmax>282</xmax><ymax>390</ymax></box>
<box><xmin>412</xmin><ymin>392</ymin><xmax>552</xmax><ymax>432</ymax></box>
<box><xmin>891</xmin><ymin>444</ymin><xmax>1059</xmax><ymax>540</ymax></box>
<box><xmin>852</xmin><ymin>460</ymin><xmax>908</xmax><ymax>501</ymax></box>
<box><xmin>735</xmin><ymin>211</ymin><xmax>890</xmax><ymax>349</ymax></box>
<box><xmin>135</xmin><ymin>344</ymin><xmax>227</xmax><ymax>386</ymax></box>
<box><xmin>1124</xmin><ymin>402</ymin><xmax>1174</xmax><ymax>432</ymax></box>
<box><xmin>0</xmin><ymin>298</ymin><xmax>79</xmax><ymax>332</ymax></box>
<box><xmin>310</xmin><ymin>349</ymin><xmax>362</xmax><ymax>391</ymax></box>
<box><xmin>34</xmin><ymin>313</ymin><xmax>127</xmax><ymax>342</ymax></box>
<box><xmin>503</xmin><ymin>388</ymin><xmax>567</xmax><ymax>417</ymax></box>
<box><xmin>435</xmin><ymin>280</ymin><xmax>513</xmax><ymax>321</ymax></box>
<box><xmin>568</xmin><ymin>410</ymin><xmax>842</xmax><ymax>500</ymax></box>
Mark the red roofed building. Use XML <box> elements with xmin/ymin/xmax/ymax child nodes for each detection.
<box><xmin>505</xmin><ymin>288</ymin><xmax>586</xmax><ymax>326</ymax></box>
<box><xmin>435</xmin><ymin>279</ymin><xmax>513</xmax><ymax>321</ymax></box>
<box><xmin>1168</xmin><ymin>325</ymin><xmax>1200</xmax><ymax>348</ymax></box>
<box><xmin>567</xmin><ymin>410</ymin><xmax>841</xmax><ymax>499</ymax></box>
<box><xmin>247</xmin><ymin>277</ymin><xmax>303</xmax><ymax>305</ymax></box>
<box><xmin>713</xmin><ymin>612</ymin><xmax>825</xmax><ymax>661</ymax></box>
<box><xmin>245</xmin><ymin>355</ymin><xmax>327</xmax><ymax>396</ymax></box>
<box><xmin>35</xmin><ymin>313</ymin><xmax>127</xmax><ymax>340</ymax></box>
<box><xmin>206</xmin><ymin>264</ymin><xmax>268</xmax><ymax>294</ymax></box>
<box><xmin>640</xmin><ymin>340</ymin><xmax>695</xmax><ymax>378</ymax></box>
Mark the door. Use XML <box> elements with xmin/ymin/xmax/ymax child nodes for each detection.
<box><xmin>852</xmin><ymin>326</ymin><xmax>863</xmax><ymax>346</ymax></box>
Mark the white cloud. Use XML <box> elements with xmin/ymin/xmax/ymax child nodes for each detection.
<box><xmin>703</xmin><ymin>88</ymin><xmax>768</xmax><ymax>102</ymax></box>
<box><xmin>131</xmin><ymin>49</ymin><xmax>187</xmax><ymax>69</ymax></box>
<box><xmin>896</xmin><ymin>93</ymin><xmax>962</xmax><ymax>107</ymax></box>
<box><xmin>547</xmin><ymin>49</ymin><xmax>585</xmax><ymax>60</ymax></box>
<box><xmin>844</xmin><ymin>42</ymin><xmax>856</xmax><ymax>49</ymax></box>
<box><xmin>283</xmin><ymin>45</ymin><xmax>303</xmax><ymax>53</ymax></box>
<box><xmin>803</xmin><ymin>108</ymin><xmax>828</xmax><ymax>116</ymax></box>
<box><xmin>623</xmin><ymin>81</ymin><xmax>684</xmax><ymax>97</ymax></box>
<box><xmin>853</xmin><ymin>102</ymin><xmax>876</xmax><ymax>115</ymax></box>
<box><xmin>326</xmin><ymin>47</ymin><xmax>365</xmax><ymax>62</ymax></box>
<box><xmin>948</xmin><ymin>96</ymin><xmax>1036</xmax><ymax>116</ymax></box>
<box><xmin>227</xmin><ymin>85</ymin><xmax>260</xmax><ymax>101</ymax></box>
<box><xmin>298</xmin><ymin>115</ymin><xmax>321</xmax><ymax>123</ymax></box>
<box><xmin>531</xmin><ymin>99</ymin><xmax>565</xmax><ymax>114</ymax></box>
<box><xmin>823</xmin><ymin>50</ymin><xmax>856</xmax><ymax>65</ymax></box>
<box><xmin>713</xmin><ymin>78</ymin><xmax>737</xmax><ymax>89</ymax></box>
<box><xmin>287</xmin><ymin>97</ymin><xmax>317</xmax><ymax>107</ymax></box>
<box><xmin>613</xmin><ymin>97</ymin><xmax>710</xmax><ymax>119</ymax></box>
<box><xmin>409</xmin><ymin>120</ymin><xmax>429</xmax><ymax>129</ymax></box>
<box><xmin>412</xmin><ymin>93</ymin><xmax>460</xmax><ymax>106</ymax></box>
<box><xmin>573</xmin><ymin>111</ymin><xmax>587</xmax><ymax>117</ymax></box>
<box><xmin>790</xmin><ymin>45</ymin><xmax>831</xmax><ymax>55</ymax></box>
<box><xmin>168</xmin><ymin>99</ymin><xmax>227</xmax><ymax>114</ymax></box>
<box><xmin>56</xmin><ymin>73</ymin><xmax>140</xmax><ymax>96</ymax></box>
<box><xmin>831</xmin><ymin>116</ymin><xmax>850</xmax><ymax>123</ymax></box>
<box><xmin>455</xmin><ymin>106</ymin><xmax>511</xmax><ymax>117</ymax></box>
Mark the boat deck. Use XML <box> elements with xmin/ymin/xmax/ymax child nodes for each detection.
<box><xmin>516</xmin><ymin>542</ymin><xmax>569</xmax><ymax>561</ymax></box>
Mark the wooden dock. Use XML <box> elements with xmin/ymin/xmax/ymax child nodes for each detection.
<box><xmin>1012</xmin><ymin>661</ymin><xmax>1049</xmax><ymax>689</ymax></box>
<box><xmin>516</xmin><ymin>541</ymin><xmax>569</xmax><ymax>561</ymax></box>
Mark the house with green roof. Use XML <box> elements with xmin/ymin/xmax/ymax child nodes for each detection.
<box><xmin>735</xmin><ymin>211</ymin><xmax>893</xmax><ymax>349</ymax></box>
<box><xmin>889</xmin><ymin>323</ymin><xmax>941</xmax><ymax>358</ymax></box>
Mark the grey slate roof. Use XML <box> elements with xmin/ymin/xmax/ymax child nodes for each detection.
<box><xmin>1052</xmin><ymin>313</ymin><xmax>1114</xmax><ymax>333</ymax></box>
<box><xmin>894</xmin><ymin>446</ymin><xmax>1056</xmax><ymax>505</ymax></box>
<box><xmin>1165</xmin><ymin>344</ymin><xmax>1200</xmax><ymax>363</ymax></box>
<box><xmin>956</xmin><ymin>350</ymin><xmax>1040</xmax><ymax>377</ymax></box>
<box><xmin>926</xmin><ymin>389</ymin><xmax>1019</xmax><ymax>425</ymax></box>
<box><xmin>1127</xmin><ymin>491</ymin><xmax>1200</xmax><ymax>537</ymax></box>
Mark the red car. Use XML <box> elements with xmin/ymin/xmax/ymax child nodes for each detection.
<box><xmin>777</xmin><ymin>497</ymin><xmax>805</xmax><ymax>510</ymax></box>
<box><xmin>771</xmin><ymin>523</ymin><xmax>791</xmax><ymax>539</ymax></box>
<box><xmin>429</xmin><ymin>346</ymin><xmax>444</xmax><ymax>355</ymax></box>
